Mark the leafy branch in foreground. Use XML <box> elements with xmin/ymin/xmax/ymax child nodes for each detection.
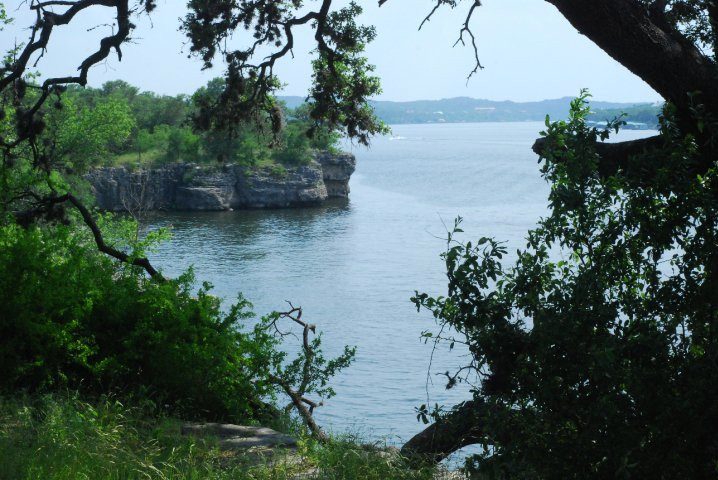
<box><xmin>404</xmin><ymin>92</ymin><xmax>718</xmax><ymax>478</ymax></box>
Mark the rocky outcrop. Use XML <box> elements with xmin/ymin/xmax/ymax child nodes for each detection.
<box><xmin>315</xmin><ymin>151</ymin><xmax>355</xmax><ymax>198</ymax></box>
<box><xmin>85</xmin><ymin>151</ymin><xmax>355</xmax><ymax>211</ymax></box>
<box><xmin>181</xmin><ymin>423</ymin><xmax>298</xmax><ymax>450</ymax></box>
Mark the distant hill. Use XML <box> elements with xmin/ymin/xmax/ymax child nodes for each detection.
<box><xmin>279</xmin><ymin>95</ymin><xmax>661</xmax><ymax>127</ymax></box>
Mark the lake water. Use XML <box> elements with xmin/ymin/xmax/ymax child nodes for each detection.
<box><xmin>147</xmin><ymin>122</ymin><xmax>655</xmax><ymax>450</ymax></box>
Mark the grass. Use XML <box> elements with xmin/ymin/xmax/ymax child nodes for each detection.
<box><xmin>109</xmin><ymin>148</ymin><xmax>166</xmax><ymax>168</ymax></box>
<box><xmin>107</xmin><ymin>148</ymin><xmax>314</xmax><ymax>172</ymax></box>
<box><xmin>0</xmin><ymin>394</ymin><xmax>438</xmax><ymax>480</ymax></box>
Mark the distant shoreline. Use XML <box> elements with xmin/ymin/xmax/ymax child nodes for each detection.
<box><xmin>376</xmin><ymin>119</ymin><xmax>659</xmax><ymax>131</ymax></box>
<box><xmin>281</xmin><ymin>95</ymin><xmax>662</xmax><ymax>128</ymax></box>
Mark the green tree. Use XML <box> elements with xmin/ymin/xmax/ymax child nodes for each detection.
<box><xmin>396</xmin><ymin>1</ymin><xmax>718</xmax><ymax>474</ymax></box>
<box><xmin>50</xmin><ymin>96</ymin><xmax>135</xmax><ymax>169</ymax></box>
<box><xmin>165</xmin><ymin>126</ymin><xmax>200</xmax><ymax>163</ymax></box>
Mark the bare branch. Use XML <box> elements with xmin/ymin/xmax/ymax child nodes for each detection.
<box><xmin>270</xmin><ymin>374</ymin><xmax>329</xmax><ymax>442</ymax></box>
<box><xmin>1</xmin><ymin>1</ymin><xmax>124</xmax><ymax>93</ymax></box>
<box><xmin>454</xmin><ymin>0</ymin><xmax>483</xmax><ymax>81</ymax></box>
<box><xmin>416</xmin><ymin>0</ymin><xmax>483</xmax><ymax>81</ymax></box>
<box><xmin>418</xmin><ymin>1</ymin><xmax>442</xmax><ymax>31</ymax></box>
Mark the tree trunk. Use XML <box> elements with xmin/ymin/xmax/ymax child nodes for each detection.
<box><xmin>545</xmin><ymin>0</ymin><xmax>718</xmax><ymax>116</ymax></box>
<box><xmin>400</xmin><ymin>400</ymin><xmax>487</xmax><ymax>464</ymax></box>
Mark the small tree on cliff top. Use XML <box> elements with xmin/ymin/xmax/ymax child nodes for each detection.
<box><xmin>2</xmin><ymin>0</ymin><xmax>718</xmax><ymax>476</ymax></box>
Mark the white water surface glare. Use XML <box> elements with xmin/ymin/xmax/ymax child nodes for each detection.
<box><xmin>146</xmin><ymin>122</ymin><xmax>656</xmax><ymax>448</ymax></box>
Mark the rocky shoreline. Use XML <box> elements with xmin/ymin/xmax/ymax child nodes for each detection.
<box><xmin>85</xmin><ymin>151</ymin><xmax>355</xmax><ymax>211</ymax></box>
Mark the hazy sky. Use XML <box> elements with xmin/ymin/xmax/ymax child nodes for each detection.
<box><xmin>2</xmin><ymin>0</ymin><xmax>662</xmax><ymax>103</ymax></box>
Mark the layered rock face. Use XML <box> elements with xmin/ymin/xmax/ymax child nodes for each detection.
<box><xmin>85</xmin><ymin>152</ymin><xmax>355</xmax><ymax>211</ymax></box>
<box><xmin>315</xmin><ymin>151</ymin><xmax>355</xmax><ymax>197</ymax></box>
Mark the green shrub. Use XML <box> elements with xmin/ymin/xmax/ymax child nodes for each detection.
<box><xmin>0</xmin><ymin>221</ymin><xmax>279</xmax><ymax>421</ymax></box>
<box><xmin>269</xmin><ymin>164</ymin><xmax>288</xmax><ymax>178</ymax></box>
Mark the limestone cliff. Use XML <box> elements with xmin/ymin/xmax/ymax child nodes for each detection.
<box><xmin>84</xmin><ymin>152</ymin><xmax>355</xmax><ymax>211</ymax></box>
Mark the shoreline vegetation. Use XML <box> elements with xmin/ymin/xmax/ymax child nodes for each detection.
<box><xmin>51</xmin><ymin>79</ymin><xmax>342</xmax><ymax>174</ymax></box>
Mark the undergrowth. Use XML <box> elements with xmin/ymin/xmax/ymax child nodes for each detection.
<box><xmin>0</xmin><ymin>395</ymin><xmax>437</xmax><ymax>480</ymax></box>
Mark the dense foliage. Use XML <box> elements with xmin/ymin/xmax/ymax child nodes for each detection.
<box><xmin>57</xmin><ymin>79</ymin><xmax>340</xmax><ymax>169</ymax></box>
<box><xmin>413</xmin><ymin>93</ymin><xmax>718</xmax><ymax>477</ymax></box>
<box><xmin>3</xmin><ymin>0</ymin><xmax>718</xmax><ymax>477</ymax></box>
<box><xmin>0</xmin><ymin>218</ymin><xmax>278</xmax><ymax>419</ymax></box>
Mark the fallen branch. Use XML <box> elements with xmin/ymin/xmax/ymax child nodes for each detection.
<box><xmin>264</xmin><ymin>303</ymin><xmax>352</xmax><ymax>443</ymax></box>
<box><xmin>270</xmin><ymin>374</ymin><xmax>329</xmax><ymax>443</ymax></box>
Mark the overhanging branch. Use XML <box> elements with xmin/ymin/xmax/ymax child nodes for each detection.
<box><xmin>545</xmin><ymin>0</ymin><xmax>718</xmax><ymax>114</ymax></box>
<box><xmin>532</xmin><ymin>135</ymin><xmax>664</xmax><ymax>178</ymax></box>
<box><xmin>401</xmin><ymin>399</ymin><xmax>487</xmax><ymax>464</ymax></box>
<box><xmin>14</xmin><ymin>193</ymin><xmax>165</xmax><ymax>281</ymax></box>
<box><xmin>65</xmin><ymin>193</ymin><xmax>165</xmax><ymax>281</ymax></box>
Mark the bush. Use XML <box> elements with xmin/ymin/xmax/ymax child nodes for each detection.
<box><xmin>0</xmin><ymin>220</ymin><xmax>280</xmax><ymax>421</ymax></box>
<box><xmin>269</xmin><ymin>164</ymin><xmax>288</xmax><ymax>178</ymax></box>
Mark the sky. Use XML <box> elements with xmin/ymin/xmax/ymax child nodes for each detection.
<box><xmin>1</xmin><ymin>0</ymin><xmax>663</xmax><ymax>103</ymax></box>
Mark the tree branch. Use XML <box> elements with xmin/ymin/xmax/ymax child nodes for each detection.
<box><xmin>545</xmin><ymin>0</ymin><xmax>718</xmax><ymax>115</ymax></box>
<box><xmin>65</xmin><ymin>193</ymin><xmax>165</xmax><ymax>281</ymax></box>
<box><xmin>270</xmin><ymin>374</ymin><xmax>329</xmax><ymax>443</ymax></box>
<box><xmin>401</xmin><ymin>399</ymin><xmax>487</xmax><ymax>464</ymax></box>
<box><xmin>1</xmin><ymin>1</ymin><xmax>126</xmax><ymax>92</ymax></box>
<box><xmin>265</xmin><ymin>304</ymin><xmax>330</xmax><ymax>442</ymax></box>
<box><xmin>416</xmin><ymin>0</ymin><xmax>483</xmax><ymax>80</ymax></box>
<box><xmin>532</xmin><ymin>135</ymin><xmax>664</xmax><ymax>178</ymax></box>
<box><xmin>15</xmin><ymin>193</ymin><xmax>165</xmax><ymax>281</ymax></box>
